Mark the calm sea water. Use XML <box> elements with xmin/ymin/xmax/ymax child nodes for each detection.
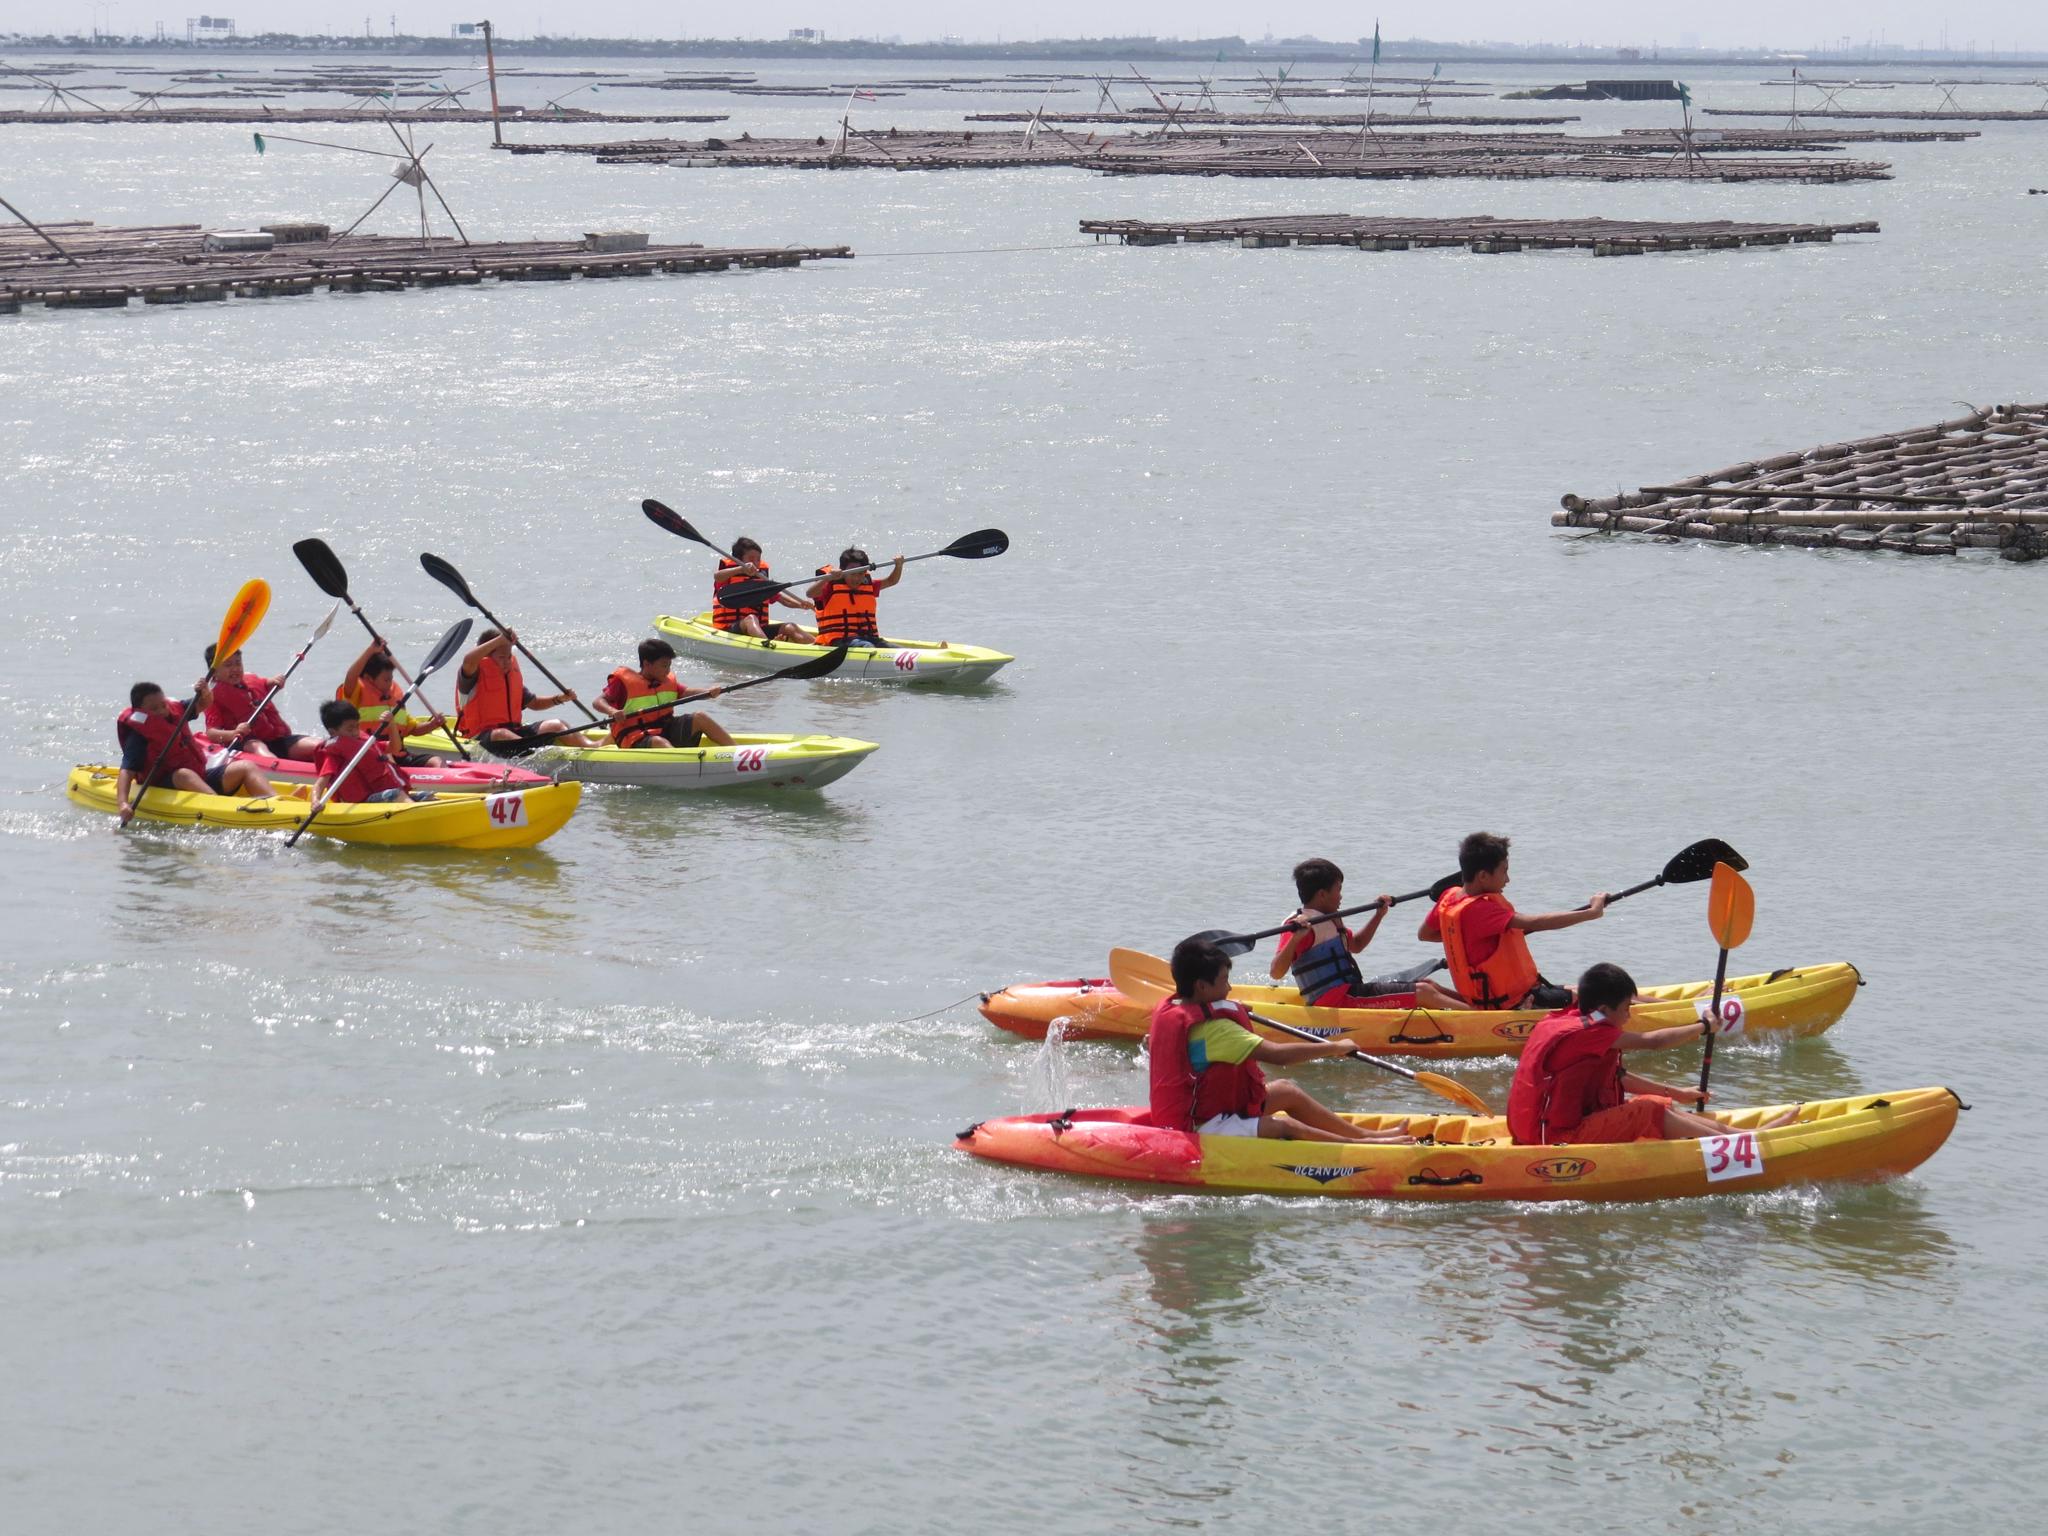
<box><xmin>3</xmin><ymin>54</ymin><xmax>2043</xmax><ymax>1534</ymax></box>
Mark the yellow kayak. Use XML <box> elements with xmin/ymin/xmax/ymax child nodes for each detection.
<box><xmin>66</xmin><ymin>765</ymin><xmax>580</xmax><ymax>850</ymax></box>
<box><xmin>956</xmin><ymin>1087</ymin><xmax>1964</xmax><ymax>1202</ymax></box>
<box><xmin>653</xmin><ymin>611</ymin><xmax>1012</xmax><ymax>686</ymax></box>
<box><xmin>978</xmin><ymin>961</ymin><xmax>1860</xmax><ymax>1058</ymax></box>
<box><xmin>405</xmin><ymin>728</ymin><xmax>878</xmax><ymax>791</ymax></box>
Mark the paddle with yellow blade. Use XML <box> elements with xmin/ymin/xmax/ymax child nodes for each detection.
<box><xmin>1695</xmin><ymin>860</ymin><xmax>1755</xmax><ymax>1109</ymax></box>
<box><xmin>1109</xmin><ymin>946</ymin><xmax>1495</xmax><ymax>1117</ymax></box>
<box><xmin>119</xmin><ymin>578</ymin><xmax>270</xmax><ymax>828</ymax></box>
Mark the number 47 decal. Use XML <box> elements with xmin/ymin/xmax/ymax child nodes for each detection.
<box><xmin>1700</xmin><ymin>1130</ymin><xmax>1764</xmax><ymax>1183</ymax></box>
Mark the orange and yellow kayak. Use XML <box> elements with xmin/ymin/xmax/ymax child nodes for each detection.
<box><xmin>977</xmin><ymin>962</ymin><xmax>1858</xmax><ymax>1059</ymax></box>
<box><xmin>954</xmin><ymin>1087</ymin><xmax>1962</xmax><ymax>1203</ymax></box>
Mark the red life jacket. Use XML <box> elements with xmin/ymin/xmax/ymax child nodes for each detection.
<box><xmin>1506</xmin><ymin>1008</ymin><xmax>1625</xmax><ymax>1144</ymax></box>
<box><xmin>116</xmin><ymin>701</ymin><xmax>209</xmax><ymax>787</ymax></box>
<box><xmin>314</xmin><ymin>735</ymin><xmax>408</xmax><ymax>803</ymax></box>
<box><xmin>1145</xmin><ymin>997</ymin><xmax>1268</xmax><ymax>1131</ymax></box>
<box><xmin>712</xmin><ymin>558</ymin><xmax>771</xmax><ymax>631</ymax></box>
<box><xmin>1435</xmin><ymin>887</ymin><xmax>1542</xmax><ymax>1007</ymax></box>
<box><xmin>204</xmin><ymin>674</ymin><xmax>289</xmax><ymax>740</ymax></box>
<box><xmin>814</xmin><ymin>567</ymin><xmax>880</xmax><ymax>644</ymax></box>
<box><xmin>457</xmin><ymin>653</ymin><xmax>523</xmax><ymax>736</ymax></box>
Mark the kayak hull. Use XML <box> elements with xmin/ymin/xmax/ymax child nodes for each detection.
<box><xmin>978</xmin><ymin>963</ymin><xmax>1860</xmax><ymax>1058</ymax></box>
<box><xmin>233</xmin><ymin>747</ymin><xmax>550</xmax><ymax>795</ymax></box>
<box><xmin>955</xmin><ymin>1088</ymin><xmax>1962</xmax><ymax>1203</ymax></box>
<box><xmin>404</xmin><ymin>729</ymin><xmax>878</xmax><ymax>791</ymax></box>
<box><xmin>66</xmin><ymin>766</ymin><xmax>580</xmax><ymax>850</ymax></box>
<box><xmin>653</xmin><ymin>611</ymin><xmax>1012</xmax><ymax>687</ymax></box>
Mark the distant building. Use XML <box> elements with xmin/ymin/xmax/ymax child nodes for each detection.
<box><xmin>185</xmin><ymin>14</ymin><xmax>235</xmax><ymax>41</ymax></box>
<box><xmin>452</xmin><ymin>21</ymin><xmax>480</xmax><ymax>36</ymax></box>
<box><xmin>1616</xmin><ymin>46</ymin><xmax>1642</xmax><ymax>60</ymax></box>
<box><xmin>788</xmin><ymin>28</ymin><xmax>824</xmax><ymax>43</ymax></box>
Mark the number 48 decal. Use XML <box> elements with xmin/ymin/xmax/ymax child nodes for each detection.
<box><xmin>1700</xmin><ymin>1130</ymin><xmax>1764</xmax><ymax>1183</ymax></box>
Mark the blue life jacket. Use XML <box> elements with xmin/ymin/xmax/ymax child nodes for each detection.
<box><xmin>1290</xmin><ymin>920</ymin><xmax>1365</xmax><ymax>1001</ymax></box>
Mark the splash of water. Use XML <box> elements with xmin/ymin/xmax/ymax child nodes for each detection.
<box><xmin>1028</xmin><ymin>1015</ymin><xmax>1072</xmax><ymax>1109</ymax></box>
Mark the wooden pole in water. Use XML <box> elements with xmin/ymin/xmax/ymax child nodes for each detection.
<box><xmin>0</xmin><ymin>193</ymin><xmax>81</xmax><ymax>265</ymax></box>
<box><xmin>479</xmin><ymin>18</ymin><xmax>503</xmax><ymax>147</ymax></box>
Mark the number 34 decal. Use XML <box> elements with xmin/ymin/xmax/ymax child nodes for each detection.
<box><xmin>1699</xmin><ymin>1130</ymin><xmax>1764</xmax><ymax>1183</ymax></box>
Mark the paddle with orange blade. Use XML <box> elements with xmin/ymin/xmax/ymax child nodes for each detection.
<box><xmin>1695</xmin><ymin>860</ymin><xmax>1756</xmax><ymax>1109</ymax></box>
<box><xmin>1109</xmin><ymin>946</ymin><xmax>1494</xmax><ymax>1116</ymax></box>
<box><xmin>120</xmin><ymin>579</ymin><xmax>270</xmax><ymax>828</ymax></box>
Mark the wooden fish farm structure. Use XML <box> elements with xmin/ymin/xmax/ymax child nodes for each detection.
<box><xmin>0</xmin><ymin>105</ymin><xmax>728</xmax><ymax>126</ymax></box>
<box><xmin>965</xmin><ymin>110</ymin><xmax>1581</xmax><ymax>127</ymax></box>
<box><xmin>1081</xmin><ymin>213</ymin><xmax>1880</xmax><ymax>256</ymax></box>
<box><xmin>1552</xmin><ymin>403</ymin><xmax>2048</xmax><ymax>560</ymax></box>
<box><xmin>0</xmin><ymin>221</ymin><xmax>850</xmax><ymax>316</ymax></box>
<box><xmin>1704</xmin><ymin>107</ymin><xmax>2048</xmax><ymax>122</ymax></box>
<box><xmin>506</xmin><ymin>128</ymin><xmax>1890</xmax><ymax>183</ymax></box>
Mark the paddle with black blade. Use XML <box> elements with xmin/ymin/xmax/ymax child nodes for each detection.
<box><xmin>1191</xmin><ymin>872</ymin><xmax>1464</xmax><ymax>958</ymax></box>
<box><xmin>286</xmin><ymin>619</ymin><xmax>471</xmax><ymax>848</ymax></box>
<box><xmin>119</xmin><ymin>579</ymin><xmax>270</xmax><ymax>828</ymax></box>
<box><xmin>479</xmin><ymin>643</ymin><xmax>851</xmax><ymax>758</ymax></box>
<box><xmin>641</xmin><ymin>498</ymin><xmax>724</xmax><ymax>555</ymax></box>
<box><xmin>219</xmin><ymin>601</ymin><xmax>338</xmax><ymax>758</ymax></box>
<box><xmin>418</xmin><ymin>551</ymin><xmax>602</xmax><ymax>728</ymax></box>
<box><xmin>1109</xmin><ymin>947</ymin><xmax>1495</xmax><ymax>1117</ymax></box>
<box><xmin>713</xmin><ymin>528</ymin><xmax>1010</xmax><ymax>613</ymax></box>
<box><xmin>1695</xmin><ymin>861</ymin><xmax>1756</xmax><ymax>1110</ymax></box>
<box><xmin>293</xmin><ymin>537</ymin><xmax>473</xmax><ymax>761</ymax></box>
<box><xmin>1577</xmin><ymin>838</ymin><xmax>1748</xmax><ymax>910</ymax></box>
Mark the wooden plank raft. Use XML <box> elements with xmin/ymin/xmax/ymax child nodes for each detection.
<box><xmin>0</xmin><ymin>106</ymin><xmax>727</xmax><ymax>126</ymax></box>
<box><xmin>1552</xmin><ymin>403</ymin><xmax>2048</xmax><ymax>560</ymax></box>
<box><xmin>1081</xmin><ymin>213</ymin><xmax>1880</xmax><ymax>256</ymax></box>
<box><xmin>0</xmin><ymin>221</ymin><xmax>850</xmax><ymax>315</ymax></box>
<box><xmin>966</xmin><ymin>110</ymin><xmax>1582</xmax><ymax>127</ymax></box>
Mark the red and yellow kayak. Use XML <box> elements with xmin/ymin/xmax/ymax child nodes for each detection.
<box><xmin>977</xmin><ymin>962</ymin><xmax>1859</xmax><ymax>1059</ymax></box>
<box><xmin>955</xmin><ymin>1087</ymin><xmax>1962</xmax><ymax>1203</ymax></box>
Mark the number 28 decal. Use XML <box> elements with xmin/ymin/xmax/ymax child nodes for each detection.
<box><xmin>733</xmin><ymin>747</ymin><xmax>768</xmax><ymax>773</ymax></box>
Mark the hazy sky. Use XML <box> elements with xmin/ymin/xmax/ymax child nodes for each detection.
<box><xmin>12</xmin><ymin>2</ymin><xmax>2046</xmax><ymax>53</ymax></box>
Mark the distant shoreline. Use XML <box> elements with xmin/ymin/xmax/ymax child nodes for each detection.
<box><xmin>11</xmin><ymin>37</ymin><xmax>2048</xmax><ymax>68</ymax></box>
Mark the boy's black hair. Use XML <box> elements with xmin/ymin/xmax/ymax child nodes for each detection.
<box><xmin>1293</xmin><ymin>858</ymin><xmax>1344</xmax><ymax>905</ymax></box>
<box><xmin>638</xmin><ymin>637</ymin><xmax>677</xmax><ymax>667</ymax></box>
<box><xmin>363</xmin><ymin>650</ymin><xmax>396</xmax><ymax>678</ymax></box>
<box><xmin>1459</xmin><ymin>831</ymin><xmax>1512</xmax><ymax>880</ymax></box>
<box><xmin>477</xmin><ymin>627</ymin><xmax>501</xmax><ymax>645</ymax></box>
<box><xmin>1576</xmin><ymin>962</ymin><xmax>1637</xmax><ymax>1018</ymax></box>
<box><xmin>202</xmin><ymin>641</ymin><xmax>234</xmax><ymax>667</ymax></box>
<box><xmin>839</xmin><ymin>547</ymin><xmax>869</xmax><ymax>570</ymax></box>
<box><xmin>130</xmin><ymin>681</ymin><xmax>162</xmax><ymax>709</ymax></box>
<box><xmin>731</xmin><ymin>537</ymin><xmax>762</xmax><ymax>559</ymax></box>
<box><xmin>319</xmin><ymin>699</ymin><xmax>359</xmax><ymax>732</ymax></box>
<box><xmin>1170</xmin><ymin>935</ymin><xmax>1232</xmax><ymax>999</ymax></box>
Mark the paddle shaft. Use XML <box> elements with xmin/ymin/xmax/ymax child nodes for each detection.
<box><xmin>1696</xmin><ymin>945</ymin><xmax>1731</xmax><ymax>1109</ymax></box>
<box><xmin>220</xmin><ymin>608</ymin><xmax>337</xmax><ymax>758</ymax></box>
<box><xmin>724</xmin><ymin>540</ymin><xmax>989</xmax><ymax>606</ymax></box>
<box><xmin>1236</xmin><ymin>879</ymin><xmax>1448</xmax><ymax>949</ymax></box>
<box><xmin>489</xmin><ymin>646</ymin><xmax>843</xmax><ymax>749</ymax></box>
<box><xmin>464</xmin><ymin>597</ymin><xmax>600</xmax><ymax>727</ymax></box>
<box><xmin>1245</xmin><ymin>1005</ymin><xmax>1427</xmax><ymax>1085</ymax></box>
<box><xmin>124</xmin><ymin>672</ymin><xmax>219</xmax><ymax>825</ymax></box>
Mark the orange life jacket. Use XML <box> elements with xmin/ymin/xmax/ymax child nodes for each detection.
<box><xmin>116</xmin><ymin>701</ymin><xmax>209</xmax><ymax>787</ymax></box>
<box><xmin>1506</xmin><ymin>1008</ymin><xmax>1625</xmax><ymax>1144</ymax></box>
<box><xmin>338</xmin><ymin>673</ymin><xmax>413</xmax><ymax>739</ymax></box>
<box><xmin>814</xmin><ymin>567</ymin><xmax>880</xmax><ymax>644</ymax></box>
<box><xmin>457</xmin><ymin>652</ymin><xmax>523</xmax><ymax>736</ymax></box>
<box><xmin>712</xmin><ymin>558</ymin><xmax>771</xmax><ymax>631</ymax></box>
<box><xmin>606</xmin><ymin>665</ymin><xmax>684</xmax><ymax>747</ymax></box>
<box><xmin>1435</xmin><ymin>887</ymin><xmax>1541</xmax><ymax>1008</ymax></box>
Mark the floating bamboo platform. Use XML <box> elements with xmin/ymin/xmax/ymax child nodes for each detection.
<box><xmin>0</xmin><ymin>221</ymin><xmax>850</xmax><ymax>315</ymax></box>
<box><xmin>0</xmin><ymin>105</ymin><xmax>729</xmax><ymax>126</ymax></box>
<box><xmin>1619</xmin><ymin>125</ymin><xmax>1978</xmax><ymax>144</ymax></box>
<box><xmin>1704</xmin><ymin>107</ymin><xmax>2048</xmax><ymax>122</ymax></box>
<box><xmin>965</xmin><ymin>110</ymin><xmax>1581</xmax><ymax>126</ymax></box>
<box><xmin>507</xmin><ymin>128</ymin><xmax>1889</xmax><ymax>183</ymax></box>
<box><xmin>1552</xmin><ymin>403</ymin><xmax>2048</xmax><ymax>560</ymax></box>
<box><xmin>1082</xmin><ymin>213</ymin><xmax>1879</xmax><ymax>256</ymax></box>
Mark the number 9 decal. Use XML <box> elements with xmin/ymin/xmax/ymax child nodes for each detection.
<box><xmin>1695</xmin><ymin>995</ymin><xmax>1746</xmax><ymax>1035</ymax></box>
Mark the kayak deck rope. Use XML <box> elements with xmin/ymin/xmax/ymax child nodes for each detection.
<box><xmin>887</xmin><ymin>992</ymin><xmax>984</xmax><ymax>1025</ymax></box>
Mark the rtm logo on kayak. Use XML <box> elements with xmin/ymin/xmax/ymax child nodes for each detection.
<box><xmin>1491</xmin><ymin>1020</ymin><xmax>1537</xmax><ymax>1041</ymax></box>
<box><xmin>1286</xmin><ymin>1026</ymin><xmax>1347</xmax><ymax>1039</ymax></box>
<box><xmin>1283</xmin><ymin>1165</ymin><xmax>1353</xmax><ymax>1185</ymax></box>
<box><xmin>1526</xmin><ymin>1156</ymin><xmax>1596</xmax><ymax>1182</ymax></box>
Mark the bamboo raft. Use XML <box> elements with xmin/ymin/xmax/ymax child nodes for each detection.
<box><xmin>508</xmin><ymin>128</ymin><xmax>1890</xmax><ymax>183</ymax></box>
<box><xmin>1619</xmin><ymin>126</ymin><xmax>1978</xmax><ymax>144</ymax></box>
<box><xmin>966</xmin><ymin>110</ymin><xmax>1581</xmax><ymax>127</ymax></box>
<box><xmin>0</xmin><ymin>105</ymin><xmax>729</xmax><ymax>125</ymax></box>
<box><xmin>1081</xmin><ymin>213</ymin><xmax>1880</xmax><ymax>256</ymax></box>
<box><xmin>1705</xmin><ymin>107</ymin><xmax>2048</xmax><ymax>122</ymax></box>
<box><xmin>1551</xmin><ymin>403</ymin><xmax>2048</xmax><ymax>560</ymax></box>
<box><xmin>0</xmin><ymin>222</ymin><xmax>851</xmax><ymax>315</ymax></box>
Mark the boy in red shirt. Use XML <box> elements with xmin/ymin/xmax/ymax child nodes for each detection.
<box><xmin>1418</xmin><ymin>832</ymin><xmax>1607</xmax><ymax>1010</ymax></box>
<box><xmin>310</xmin><ymin>699</ymin><xmax>417</xmax><ymax>804</ymax></box>
<box><xmin>202</xmin><ymin>643</ymin><xmax>319</xmax><ymax>761</ymax></box>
